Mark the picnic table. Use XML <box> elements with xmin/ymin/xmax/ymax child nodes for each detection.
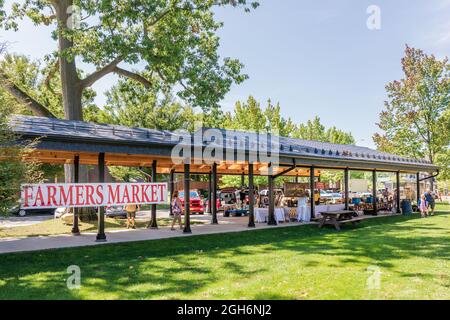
<box><xmin>318</xmin><ymin>210</ymin><xmax>361</xmax><ymax>231</ymax></box>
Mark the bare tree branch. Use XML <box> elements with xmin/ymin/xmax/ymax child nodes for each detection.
<box><xmin>0</xmin><ymin>70</ymin><xmax>56</xmax><ymax>118</ymax></box>
<box><xmin>113</xmin><ymin>67</ymin><xmax>152</xmax><ymax>88</ymax></box>
<box><xmin>80</xmin><ymin>57</ymin><xmax>123</xmax><ymax>89</ymax></box>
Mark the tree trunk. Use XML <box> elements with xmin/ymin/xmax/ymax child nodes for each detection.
<box><xmin>53</xmin><ymin>0</ymin><xmax>83</xmax><ymax>121</ymax></box>
<box><xmin>53</xmin><ymin>1</ymin><xmax>96</xmax><ymax>221</ymax></box>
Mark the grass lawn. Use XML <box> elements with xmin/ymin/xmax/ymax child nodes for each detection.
<box><xmin>0</xmin><ymin>211</ymin><xmax>449</xmax><ymax>300</ymax></box>
<box><xmin>0</xmin><ymin>216</ymin><xmax>205</xmax><ymax>239</ymax></box>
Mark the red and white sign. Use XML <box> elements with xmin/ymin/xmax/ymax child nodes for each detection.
<box><xmin>21</xmin><ymin>183</ymin><xmax>168</xmax><ymax>209</ymax></box>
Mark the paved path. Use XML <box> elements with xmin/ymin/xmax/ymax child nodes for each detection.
<box><xmin>0</xmin><ymin>213</ymin><xmax>398</xmax><ymax>255</ymax></box>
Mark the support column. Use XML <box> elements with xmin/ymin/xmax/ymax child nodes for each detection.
<box><xmin>248</xmin><ymin>163</ymin><xmax>255</xmax><ymax>228</ymax></box>
<box><xmin>344</xmin><ymin>167</ymin><xmax>349</xmax><ymax>210</ymax></box>
<box><xmin>309</xmin><ymin>166</ymin><xmax>315</xmax><ymax>219</ymax></box>
<box><xmin>169</xmin><ymin>170</ymin><xmax>175</xmax><ymax>216</ymax></box>
<box><xmin>267</xmin><ymin>164</ymin><xmax>277</xmax><ymax>225</ymax></box>
<box><xmin>372</xmin><ymin>170</ymin><xmax>377</xmax><ymax>214</ymax></box>
<box><xmin>96</xmin><ymin>152</ymin><xmax>106</xmax><ymax>241</ymax></box>
<box><xmin>148</xmin><ymin>160</ymin><xmax>158</xmax><ymax>229</ymax></box>
<box><xmin>183</xmin><ymin>162</ymin><xmax>192</xmax><ymax>233</ymax></box>
<box><xmin>207</xmin><ymin>172</ymin><xmax>212</xmax><ymax>214</ymax></box>
<box><xmin>71</xmin><ymin>155</ymin><xmax>80</xmax><ymax>235</ymax></box>
<box><xmin>211</xmin><ymin>163</ymin><xmax>218</xmax><ymax>224</ymax></box>
<box><xmin>241</xmin><ymin>173</ymin><xmax>245</xmax><ymax>187</ymax></box>
<box><xmin>416</xmin><ymin>172</ymin><xmax>420</xmax><ymax>209</ymax></box>
<box><xmin>295</xmin><ymin>175</ymin><xmax>299</xmax><ymax>184</ymax></box>
<box><xmin>396</xmin><ymin>171</ymin><xmax>401</xmax><ymax>213</ymax></box>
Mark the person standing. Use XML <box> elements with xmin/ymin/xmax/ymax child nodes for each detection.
<box><xmin>419</xmin><ymin>194</ymin><xmax>428</xmax><ymax>218</ymax></box>
<box><xmin>425</xmin><ymin>189</ymin><xmax>435</xmax><ymax>216</ymax></box>
<box><xmin>171</xmin><ymin>191</ymin><xmax>183</xmax><ymax>231</ymax></box>
<box><xmin>125</xmin><ymin>203</ymin><xmax>139</xmax><ymax>229</ymax></box>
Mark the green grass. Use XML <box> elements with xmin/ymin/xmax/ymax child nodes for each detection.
<box><xmin>0</xmin><ymin>212</ymin><xmax>449</xmax><ymax>300</ymax></box>
<box><xmin>435</xmin><ymin>201</ymin><xmax>449</xmax><ymax>211</ymax></box>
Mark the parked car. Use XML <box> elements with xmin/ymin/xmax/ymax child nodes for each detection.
<box><xmin>205</xmin><ymin>195</ymin><xmax>221</xmax><ymax>212</ymax></box>
<box><xmin>259</xmin><ymin>188</ymin><xmax>284</xmax><ymax>197</ymax></box>
<box><xmin>54</xmin><ymin>207</ymin><xmax>69</xmax><ymax>218</ymax></box>
<box><xmin>179</xmin><ymin>191</ymin><xmax>204</xmax><ymax>214</ymax></box>
<box><xmin>8</xmin><ymin>206</ymin><xmax>55</xmax><ymax>217</ymax></box>
<box><xmin>105</xmin><ymin>205</ymin><xmax>127</xmax><ymax>218</ymax></box>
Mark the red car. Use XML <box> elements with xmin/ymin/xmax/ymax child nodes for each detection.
<box><xmin>179</xmin><ymin>191</ymin><xmax>204</xmax><ymax>214</ymax></box>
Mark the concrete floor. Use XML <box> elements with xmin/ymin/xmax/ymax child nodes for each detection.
<box><xmin>0</xmin><ymin>212</ymin><xmax>398</xmax><ymax>255</ymax></box>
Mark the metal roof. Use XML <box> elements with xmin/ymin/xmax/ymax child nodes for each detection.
<box><xmin>8</xmin><ymin>115</ymin><xmax>438</xmax><ymax>172</ymax></box>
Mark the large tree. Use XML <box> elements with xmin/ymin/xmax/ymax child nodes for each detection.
<box><xmin>373</xmin><ymin>46</ymin><xmax>449</xmax><ymax>176</ymax></box>
<box><xmin>0</xmin><ymin>0</ymin><xmax>257</xmax><ymax>120</ymax></box>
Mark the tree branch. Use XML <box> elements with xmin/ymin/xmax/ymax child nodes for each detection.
<box><xmin>113</xmin><ymin>67</ymin><xmax>152</xmax><ymax>88</ymax></box>
<box><xmin>80</xmin><ymin>57</ymin><xmax>123</xmax><ymax>89</ymax></box>
<box><xmin>0</xmin><ymin>70</ymin><xmax>56</xmax><ymax>118</ymax></box>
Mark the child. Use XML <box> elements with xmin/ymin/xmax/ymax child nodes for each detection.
<box><xmin>419</xmin><ymin>194</ymin><xmax>428</xmax><ymax>218</ymax></box>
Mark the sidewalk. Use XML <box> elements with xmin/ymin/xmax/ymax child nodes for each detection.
<box><xmin>0</xmin><ymin>213</ymin><xmax>397</xmax><ymax>255</ymax></box>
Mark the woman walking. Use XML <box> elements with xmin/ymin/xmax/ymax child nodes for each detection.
<box><xmin>171</xmin><ymin>191</ymin><xmax>183</xmax><ymax>230</ymax></box>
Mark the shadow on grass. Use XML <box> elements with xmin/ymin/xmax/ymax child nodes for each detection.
<box><xmin>0</xmin><ymin>213</ymin><xmax>449</xmax><ymax>299</ymax></box>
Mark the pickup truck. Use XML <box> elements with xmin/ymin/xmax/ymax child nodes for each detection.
<box><xmin>179</xmin><ymin>190</ymin><xmax>204</xmax><ymax>214</ymax></box>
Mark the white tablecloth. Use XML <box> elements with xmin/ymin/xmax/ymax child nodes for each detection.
<box><xmin>255</xmin><ymin>208</ymin><xmax>268</xmax><ymax>223</ymax></box>
<box><xmin>254</xmin><ymin>208</ymin><xmax>285</xmax><ymax>223</ymax></box>
<box><xmin>275</xmin><ymin>208</ymin><xmax>285</xmax><ymax>222</ymax></box>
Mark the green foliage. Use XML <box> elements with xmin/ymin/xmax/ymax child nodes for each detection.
<box><xmin>0</xmin><ymin>53</ymin><xmax>99</xmax><ymax>119</ymax></box>
<box><xmin>221</xmin><ymin>96</ymin><xmax>355</xmax><ymax>145</ymax></box>
<box><xmin>0</xmin><ymin>107</ymin><xmax>45</xmax><ymax>215</ymax></box>
<box><xmin>100</xmin><ymin>78</ymin><xmax>197</xmax><ymax>131</ymax></box>
<box><xmin>373</xmin><ymin>46</ymin><xmax>449</xmax><ymax>177</ymax></box>
<box><xmin>293</xmin><ymin>116</ymin><xmax>355</xmax><ymax>145</ymax></box>
<box><xmin>107</xmin><ymin>166</ymin><xmax>148</xmax><ymax>183</ymax></box>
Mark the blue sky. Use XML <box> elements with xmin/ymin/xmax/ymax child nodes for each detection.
<box><xmin>1</xmin><ymin>0</ymin><xmax>449</xmax><ymax>148</ymax></box>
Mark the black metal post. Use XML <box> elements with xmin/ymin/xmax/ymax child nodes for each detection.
<box><xmin>396</xmin><ymin>171</ymin><xmax>401</xmax><ymax>213</ymax></box>
<box><xmin>96</xmin><ymin>153</ymin><xmax>106</xmax><ymax>241</ymax></box>
<box><xmin>372</xmin><ymin>170</ymin><xmax>377</xmax><ymax>214</ymax></box>
<box><xmin>169</xmin><ymin>169</ymin><xmax>174</xmax><ymax>216</ymax></box>
<box><xmin>248</xmin><ymin>163</ymin><xmax>255</xmax><ymax>228</ymax></box>
<box><xmin>211</xmin><ymin>163</ymin><xmax>218</xmax><ymax>224</ymax></box>
<box><xmin>71</xmin><ymin>155</ymin><xmax>80</xmax><ymax>235</ymax></box>
<box><xmin>416</xmin><ymin>172</ymin><xmax>420</xmax><ymax>208</ymax></box>
<box><xmin>241</xmin><ymin>173</ymin><xmax>245</xmax><ymax>187</ymax></box>
<box><xmin>344</xmin><ymin>167</ymin><xmax>349</xmax><ymax>210</ymax></box>
<box><xmin>268</xmin><ymin>165</ymin><xmax>277</xmax><ymax>225</ymax></box>
<box><xmin>295</xmin><ymin>175</ymin><xmax>299</xmax><ymax>184</ymax></box>
<box><xmin>148</xmin><ymin>160</ymin><xmax>158</xmax><ymax>229</ymax></box>
<box><xmin>207</xmin><ymin>172</ymin><xmax>212</xmax><ymax>214</ymax></box>
<box><xmin>183</xmin><ymin>163</ymin><xmax>192</xmax><ymax>233</ymax></box>
<box><xmin>309</xmin><ymin>166</ymin><xmax>315</xmax><ymax>219</ymax></box>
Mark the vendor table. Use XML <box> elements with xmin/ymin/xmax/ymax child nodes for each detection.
<box><xmin>254</xmin><ymin>208</ymin><xmax>285</xmax><ymax>223</ymax></box>
<box><xmin>318</xmin><ymin>210</ymin><xmax>359</xmax><ymax>231</ymax></box>
<box><xmin>255</xmin><ymin>208</ymin><xmax>268</xmax><ymax>223</ymax></box>
<box><xmin>283</xmin><ymin>207</ymin><xmax>310</xmax><ymax>222</ymax></box>
<box><xmin>274</xmin><ymin>208</ymin><xmax>285</xmax><ymax>222</ymax></box>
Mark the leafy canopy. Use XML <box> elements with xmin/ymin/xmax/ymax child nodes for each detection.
<box><xmin>0</xmin><ymin>0</ymin><xmax>258</xmax><ymax>112</ymax></box>
<box><xmin>373</xmin><ymin>46</ymin><xmax>449</xmax><ymax>177</ymax></box>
